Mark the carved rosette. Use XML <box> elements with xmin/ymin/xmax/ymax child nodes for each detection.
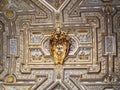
<box><xmin>49</xmin><ymin>27</ymin><xmax>71</xmax><ymax>64</ymax></box>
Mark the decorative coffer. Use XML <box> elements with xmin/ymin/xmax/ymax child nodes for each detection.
<box><xmin>0</xmin><ymin>0</ymin><xmax>120</xmax><ymax>90</ymax></box>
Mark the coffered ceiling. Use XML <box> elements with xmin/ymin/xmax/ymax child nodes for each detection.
<box><xmin>0</xmin><ymin>0</ymin><xmax>120</xmax><ymax>90</ymax></box>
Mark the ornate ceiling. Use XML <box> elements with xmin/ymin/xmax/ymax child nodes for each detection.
<box><xmin>0</xmin><ymin>0</ymin><xmax>120</xmax><ymax>90</ymax></box>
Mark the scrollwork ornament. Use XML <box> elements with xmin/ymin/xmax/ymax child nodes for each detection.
<box><xmin>49</xmin><ymin>27</ymin><xmax>71</xmax><ymax>64</ymax></box>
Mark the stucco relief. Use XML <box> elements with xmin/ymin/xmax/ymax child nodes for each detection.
<box><xmin>0</xmin><ymin>0</ymin><xmax>120</xmax><ymax>90</ymax></box>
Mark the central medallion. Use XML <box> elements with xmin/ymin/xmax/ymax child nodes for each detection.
<box><xmin>49</xmin><ymin>27</ymin><xmax>71</xmax><ymax>64</ymax></box>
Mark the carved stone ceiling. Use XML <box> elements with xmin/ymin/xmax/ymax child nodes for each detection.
<box><xmin>0</xmin><ymin>0</ymin><xmax>120</xmax><ymax>90</ymax></box>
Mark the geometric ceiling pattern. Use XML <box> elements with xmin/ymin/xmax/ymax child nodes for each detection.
<box><xmin>0</xmin><ymin>0</ymin><xmax>120</xmax><ymax>90</ymax></box>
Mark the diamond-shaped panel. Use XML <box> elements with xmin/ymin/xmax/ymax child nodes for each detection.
<box><xmin>45</xmin><ymin>0</ymin><xmax>65</xmax><ymax>9</ymax></box>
